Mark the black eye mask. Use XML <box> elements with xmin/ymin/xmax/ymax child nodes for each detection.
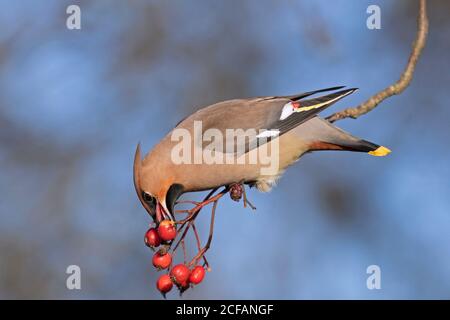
<box><xmin>166</xmin><ymin>184</ymin><xmax>184</xmax><ymax>216</ymax></box>
<box><xmin>142</xmin><ymin>192</ymin><xmax>156</xmax><ymax>212</ymax></box>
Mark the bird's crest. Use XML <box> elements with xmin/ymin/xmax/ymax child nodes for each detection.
<box><xmin>133</xmin><ymin>143</ymin><xmax>144</xmax><ymax>206</ymax></box>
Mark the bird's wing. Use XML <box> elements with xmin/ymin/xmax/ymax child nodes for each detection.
<box><xmin>272</xmin><ymin>85</ymin><xmax>346</xmax><ymax>101</ymax></box>
<box><xmin>176</xmin><ymin>87</ymin><xmax>357</xmax><ymax>154</ymax></box>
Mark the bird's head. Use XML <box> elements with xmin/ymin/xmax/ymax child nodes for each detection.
<box><xmin>133</xmin><ymin>143</ymin><xmax>184</xmax><ymax>223</ymax></box>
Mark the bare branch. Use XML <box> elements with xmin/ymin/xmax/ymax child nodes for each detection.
<box><xmin>326</xmin><ymin>0</ymin><xmax>428</xmax><ymax>123</ymax></box>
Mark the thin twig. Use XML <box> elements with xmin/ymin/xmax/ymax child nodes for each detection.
<box><xmin>175</xmin><ymin>200</ymin><xmax>199</xmax><ymax>205</ymax></box>
<box><xmin>326</xmin><ymin>0</ymin><xmax>428</xmax><ymax>123</ymax></box>
<box><xmin>192</xmin><ymin>222</ymin><xmax>210</xmax><ymax>268</ymax></box>
<box><xmin>242</xmin><ymin>184</ymin><xmax>256</xmax><ymax>210</ymax></box>
<box><xmin>171</xmin><ymin>188</ymin><xmax>224</xmax><ymax>254</ymax></box>
<box><xmin>189</xmin><ymin>199</ymin><xmax>219</xmax><ymax>267</ymax></box>
<box><xmin>192</xmin><ymin>223</ymin><xmax>202</xmax><ymax>251</ymax></box>
<box><xmin>174</xmin><ymin>209</ymin><xmax>190</xmax><ymax>214</ymax></box>
<box><xmin>182</xmin><ymin>239</ymin><xmax>187</xmax><ymax>264</ymax></box>
<box><xmin>172</xmin><ymin>221</ymin><xmax>191</xmax><ymax>252</ymax></box>
<box><xmin>176</xmin><ymin>188</ymin><xmax>227</xmax><ymax>226</ymax></box>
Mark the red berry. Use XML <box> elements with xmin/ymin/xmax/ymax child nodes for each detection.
<box><xmin>189</xmin><ymin>266</ymin><xmax>205</xmax><ymax>285</ymax></box>
<box><xmin>152</xmin><ymin>251</ymin><xmax>172</xmax><ymax>270</ymax></box>
<box><xmin>179</xmin><ymin>280</ymin><xmax>190</xmax><ymax>292</ymax></box>
<box><xmin>157</xmin><ymin>220</ymin><xmax>177</xmax><ymax>241</ymax></box>
<box><xmin>170</xmin><ymin>264</ymin><xmax>190</xmax><ymax>285</ymax></box>
<box><xmin>156</xmin><ymin>274</ymin><xmax>173</xmax><ymax>294</ymax></box>
<box><xmin>144</xmin><ymin>228</ymin><xmax>161</xmax><ymax>247</ymax></box>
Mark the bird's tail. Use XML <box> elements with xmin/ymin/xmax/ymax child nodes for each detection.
<box><xmin>309</xmin><ymin>138</ymin><xmax>391</xmax><ymax>156</ymax></box>
<box><xmin>298</xmin><ymin>117</ymin><xmax>391</xmax><ymax>157</ymax></box>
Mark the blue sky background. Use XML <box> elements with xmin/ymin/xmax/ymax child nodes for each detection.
<box><xmin>0</xmin><ymin>0</ymin><xmax>449</xmax><ymax>299</ymax></box>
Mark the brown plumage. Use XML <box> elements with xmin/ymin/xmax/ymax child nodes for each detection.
<box><xmin>134</xmin><ymin>87</ymin><xmax>390</xmax><ymax>221</ymax></box>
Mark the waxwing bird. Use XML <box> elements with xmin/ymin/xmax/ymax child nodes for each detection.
<box><xmin>134</xmin><ymin>86</ymin><xmax>390</xmax><ymax>221</ymax></box>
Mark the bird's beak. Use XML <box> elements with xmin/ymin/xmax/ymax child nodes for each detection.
<box><xmin>155</xmin><ymin>200</ymin><xmax>174</xmax><ymax>223</ymax></box>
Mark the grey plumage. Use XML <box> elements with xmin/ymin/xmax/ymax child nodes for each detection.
<box><xmin>134</xmin><ymin>86</ymin><xmax>390</xmax><ymax>220</ymax></box>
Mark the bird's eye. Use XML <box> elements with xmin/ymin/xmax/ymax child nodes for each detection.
<box><xmin>143</xmin><ymin>192</ymin><xmax>156</xmax><ymax>205</ymax></box>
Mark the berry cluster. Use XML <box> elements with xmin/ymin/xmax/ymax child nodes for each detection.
<box><xmin>145</xmin><ymin>220</ymin><xmax>206</xmax><ymax>296</ymax></box>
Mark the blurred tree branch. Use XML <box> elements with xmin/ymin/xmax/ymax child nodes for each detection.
<box><xmin>326</xmin><ymin>0</ymin><xmax>428</xmax><ymax>123</ymax></box>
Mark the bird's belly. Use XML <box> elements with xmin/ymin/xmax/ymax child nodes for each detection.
<box><xmin>177</xmin><ymin>131</ymin><xmax>309</xmax><ymax>192</ymax></box>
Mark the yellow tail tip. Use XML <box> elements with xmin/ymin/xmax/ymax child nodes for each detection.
<box><xmin>368</xmin><ymin>146</ymin><xmax>391</xmax><ymax>157</ymax></box>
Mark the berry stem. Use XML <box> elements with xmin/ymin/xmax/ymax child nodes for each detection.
<box><xmin>192</xmin><ymin>222</ymin><xmax>210</xmax><ymax>268</ymax></box>
<box><xmin>188</xmin><ymin>198</ymin><xmax>219</xmax><ymax>267</ymax></box>
<box><xmin>164</xmin><ymin>183</ymin><xmax>256</xmax><ymax>287</ymax></box>
<box><xmin>242</xmin><ymin>183</ymin><xmax>256</xmax><ymax>210</ymax></box>
<box><xmin>181</xmin><ymin>239</ymin><xmax>187</xmax><ymax>264</ymax></box>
